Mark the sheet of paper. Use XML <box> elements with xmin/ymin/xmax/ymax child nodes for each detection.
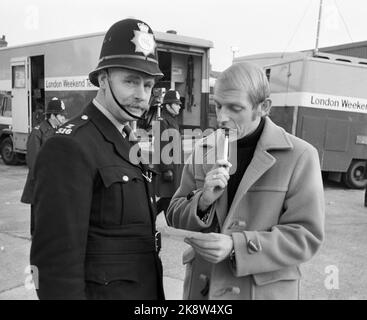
<box><xmin>161</xmin><ymin>226</ymin><xmax>212</xmax><ymax>241</ymax></box>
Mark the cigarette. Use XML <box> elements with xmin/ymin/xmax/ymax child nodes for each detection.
<box><xmin>223</xmin><ymin>128</ymin><xmax>229</xmax><ymax>162</ymax></box>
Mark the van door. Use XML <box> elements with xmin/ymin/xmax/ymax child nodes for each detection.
<box><xmin>11</xmin><ymin>57</ymin><xmax>31</xmax><ymax>153</ymax></box>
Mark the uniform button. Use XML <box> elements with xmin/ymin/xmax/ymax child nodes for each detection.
<box><xmin>81</xmin><ymin>115</ymin><xmax>88</xmax><ymax>120</ymax></box>
<box><xmin>122</xmin><ymin>175</ymin><xmax>129</xmax><ymax>183</ymax></box>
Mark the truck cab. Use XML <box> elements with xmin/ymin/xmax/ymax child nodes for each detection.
<box><xmin>0</xmin><ymin>91</ymin><xmax>19</xmax><ymax>164</ymax></box>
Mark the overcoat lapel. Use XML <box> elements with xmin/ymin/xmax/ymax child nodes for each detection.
<box><xmin>213</xmin><ymin>117</ymin><xmax>294</xmax><ymax>231</ymax></box>
<box><xmin>222</xmin><ymin>149</ymin><xmax>276</xmax><ymax>231</ymax></box>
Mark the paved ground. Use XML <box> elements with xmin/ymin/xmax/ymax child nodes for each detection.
<box><xmin>0</xmin><ymin>160</ymin><xmax>366</xmax><ymax>300</ymax></box>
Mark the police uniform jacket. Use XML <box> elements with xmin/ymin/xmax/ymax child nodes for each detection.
<box><xmin>30</xmin><ymin>102</ymin><xmax>164</xmax><ymax>300</ymax></box>
<box><xmin>21</xmin><ymin>119</ymin><xmax>56</xmax><ymax>204</ymax></box>
<box><xmin>155</xmin><ymin>107</ymin><xmax>181</xmax><ymax>198</ymax></box>
<box><xmin>167</xmin><ymin>117</ymin><xmax>325</xmax><ymax>300</ymax></box>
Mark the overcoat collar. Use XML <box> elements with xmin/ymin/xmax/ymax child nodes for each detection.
<box><xmin>213</xmin><ymin>117</ymin><xmax>294</xmax><ymax>230</ymax></box>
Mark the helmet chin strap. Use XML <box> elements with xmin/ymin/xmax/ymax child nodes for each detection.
<box><xmin>106</xmin><ymin>69</ymin><xmax>146</xmax><ymax>121</ymax></box>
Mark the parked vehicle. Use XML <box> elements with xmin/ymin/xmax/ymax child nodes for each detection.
<box><xmin>0</xmin><ymin>30</ymin><xmax>213</xmax><ymax>164</ymax></box>
<box><xmin>235</xmin><ymin>51</ymin><xmax>367</xmax><ymax>188</ymax></box>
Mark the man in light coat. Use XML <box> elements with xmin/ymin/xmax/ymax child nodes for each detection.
<box><xmin>166</xmin><ymin>62</ymin><xmax>325</xmax><ymax>300</ymax></box>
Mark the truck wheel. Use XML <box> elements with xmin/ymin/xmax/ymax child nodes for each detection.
<box><xmin>0</xmin><ymin>137</ymin><xmax>19</xmax><ymax>165</ymax></box>
<box><xmin>342</xmin><ymin>160</ymin><xmax>367</xmax><ymax>189</ymax></box>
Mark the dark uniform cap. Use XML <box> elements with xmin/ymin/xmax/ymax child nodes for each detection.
<box><xmin>89</xmin><ymin>18</ymin><xmax>163</xmax><ymax>87</ymax></box>
<box><xmin>45</xmin><ymin>97</ymin><xmax>66</xmax><ymax>115</ymax></box>
<box><xmin>163</xmin><ymin>90</ymin><xmax>182</xmax><ymax>105</ymax></box>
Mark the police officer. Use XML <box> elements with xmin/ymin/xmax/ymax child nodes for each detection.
<box><xmin>30</xmin><ymin>19</ymin><xmax>165</xmax><ymax>300</ymax></box>
<box><xmin>21</xmin><ymin>97</ymin><xmax>66</xmax><ymax>235</ymax></box>
<box><xmin>155</xmin><ymin>90</ymin><xmax>182</xmax><ymax>215</ymax></box>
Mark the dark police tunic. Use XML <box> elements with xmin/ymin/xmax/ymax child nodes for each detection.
<box><xmin>155</xmin><ymin>107</ymin><xmax>181</xmax><ymax>199</ymax></box>
<box><xmin>30</xmin><ymin>102</ymin><xmax>164</xmax><ymax>300</ymax></box>
<box><xmin>21</xmin><ymin>119</ymin><xmax>56</xmax><ymax>204</ymax></box>
<box><xmin>21</xmin><ymin>119</ymin><xmax>56</xmax><ymax>236</ymax></box>
<box><xmin>152</xmin><ymin>107</ymin><xmax>182</xmax><ymax>215</ymax></box>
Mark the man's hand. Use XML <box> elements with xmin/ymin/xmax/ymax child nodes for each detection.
<box><xmin>198</xmin><ymin>160</ymin><xmax>231</xmax><ymax>211</ymax></box>
<box><xmin>184</xmin><ymin>233</ymin><xmax>234</xmax><ymax>264</ymax></box>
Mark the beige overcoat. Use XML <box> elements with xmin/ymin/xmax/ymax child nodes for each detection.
<box><xmin>167</xmin><ymin>117</ymin><xmax>325</xmax><ymax>300</ymax></box>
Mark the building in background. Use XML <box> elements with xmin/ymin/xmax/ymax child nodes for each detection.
<box><xmin>0</xmin><ymin>36</ymin><xmax>7</xmax><ymax>48</ymax></box>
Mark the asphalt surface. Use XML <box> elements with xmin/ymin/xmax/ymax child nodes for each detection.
<box><xmin>0</xmin><ymin>160</ymin><xmax>366</xmax><ymax>300</ymax></box>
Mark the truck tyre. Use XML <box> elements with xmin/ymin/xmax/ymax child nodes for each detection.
<box><xmin>0</xmin><ymin>137</ymin><xmax>19</xmax><ymax>165</ymax></box>
<box><xmin>342</xmin><ymin>160</ymin><xmax>367</xmax><ymax>189</ymax></box>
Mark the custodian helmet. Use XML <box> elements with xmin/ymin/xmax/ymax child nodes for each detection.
<box><xmin>89</xmin><ymin>18</ymin><xmax>163</xmax><ymax>87</ymax></box>
<box><xmin>45</xmin><ymin>97</ymin><xmax>66</xmax><ymax>115</ymax></box>
<box><xmin>163</xmin><ymin>90</ymin><xmax>182</xmax><ymax>105</ymax></box>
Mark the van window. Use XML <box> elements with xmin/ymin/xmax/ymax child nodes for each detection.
<box><xmin>3</xmin><ymin>96</ymin><xmax>11</xmax><ymax>117</ymax></box>
<box><xmin>336</xmin><ymin>58</ymin><xmax>351</xmax><ymax>63</ymax></box>
<box><xmin>265</xmin><ymin>68</ymin><xmax>271</xmax><ymax>81</ymax></box>
<box><xmin>0</xmin><ymin>94</ymin><xmax>12</xmax><ymax>117</ymax></box>
<box><xmin>12</xmin><ymin>65</ymin><xmax>26</xmax><ymax>88</ymax></box>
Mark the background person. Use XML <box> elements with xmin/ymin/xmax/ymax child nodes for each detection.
<box><xmin>21</xmin><ymin>97</ymin><xmax>66</xmax><ymax>236</ymax></box>
<box><xmin>155</xmin><ymin>89</ymin><xmax>182</xmax><ymax>215</ymax></box>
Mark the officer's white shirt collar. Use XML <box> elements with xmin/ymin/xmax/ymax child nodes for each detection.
<box><xmin>92</xmin><ymin>99</ymin><xmax>127</xmax><ymax>137</ymax></box>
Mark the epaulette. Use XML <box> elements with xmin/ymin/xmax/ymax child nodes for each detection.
<box><xmin>56</xmin><ymin>114</ymin><xmax>90</xmax><ymax>136</ymax></box>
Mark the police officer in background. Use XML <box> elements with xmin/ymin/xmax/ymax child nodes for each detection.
<box><xmin>21</xmin><ymin>97</ymin><xmax>66</xmax><ymax>235</ymax></box>
<box><xmin>30</xmin><ymin>19</ymin><xmax>165</xmax><ymax>300</ymax></box>
<box><xmin>155</xmin><ymin>90</ymin><xmax>182</xmax><ymax>215</ymax></box>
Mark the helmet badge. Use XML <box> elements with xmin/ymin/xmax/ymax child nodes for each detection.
<box><xmin>131</xmin><ymin>22</ymin><xmax>156</xmax><ymax>57</ymax></box>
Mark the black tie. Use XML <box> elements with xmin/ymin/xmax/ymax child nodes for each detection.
<box><xmin>123</xmin><ymin>124</ymin><xmax>135</xmax><ymax>142</ymax></box>
<box><xmin>123</xmin><ymin>124</ymin><xmax>141</xmax><ymax>157</ymax></box>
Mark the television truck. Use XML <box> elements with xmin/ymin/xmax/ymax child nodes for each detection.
<box><xmin>235</xmin><ymin>51</ymin><xmax>367</xmax><ymax>188</ymax></box>
<box><xmin>0</xmin><ymin>30</ymin><xmax>214</xmax><ymax>165</ymax></box>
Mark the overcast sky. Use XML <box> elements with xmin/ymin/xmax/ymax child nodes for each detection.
<box><xmin>1</xmin><ymin>0</ymin><xmax>366</xmax><ymax>71</ymax></box>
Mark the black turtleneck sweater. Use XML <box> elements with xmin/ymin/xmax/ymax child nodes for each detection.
<box><xmin>227</xmin><ymin>117</ymin><xmax>265</xmax><ymax>210</ymax></box>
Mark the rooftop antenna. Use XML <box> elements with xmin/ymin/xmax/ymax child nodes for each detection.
<box><xmin>314</xmin><ymin>0</ymin><xmax>324</xmax><ymax>56</ymax></box>
<box><xmin>230</xmin><ymin>46</ymin><xmax>239</xmax><ymax>61</ymax></box>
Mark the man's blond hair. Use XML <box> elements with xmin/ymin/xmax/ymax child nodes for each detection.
<box><xmin>215</xmin><ymin>62</ymin><xmax>271</xmax><ymax>115</ymax></box>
